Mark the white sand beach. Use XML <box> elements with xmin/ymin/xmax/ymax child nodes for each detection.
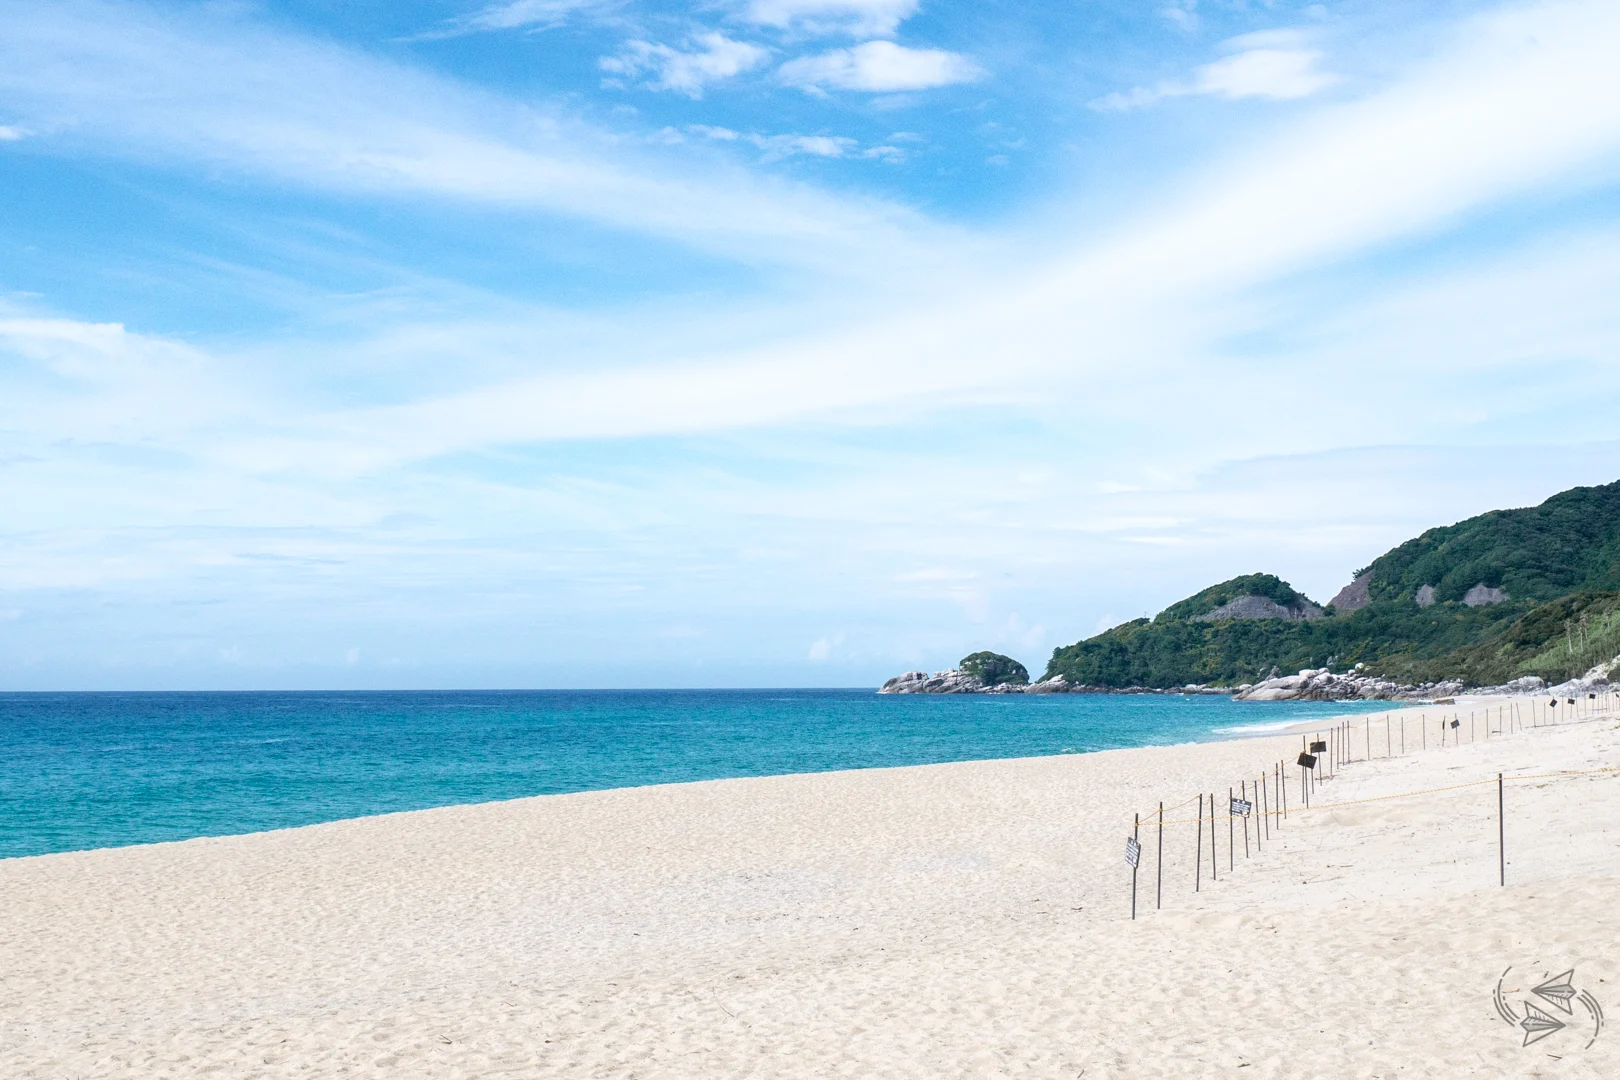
<box><xmin>2</xmin><ymin>696</ymin><xmax>1617</xmax><ymax>1078</ymax></box>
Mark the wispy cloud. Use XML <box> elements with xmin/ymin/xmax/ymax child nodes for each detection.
<box><xmin>198</xmin><ymin>0</ymin><xmax>1620</xmax><ymax>462</ymax></box>
<box><xmin>744</xmin><ymin>0</ymin><xmax>919</xmax><ymax>37</ymax></box>
<box><xmin>599</xmin><ymin>32</ymin><xmax>770</xmax><ymax>97</ymax></box>
<box><xmin>0</xmin><ymin>2</ymin><xmax>947</xmax><ymax>272</ymax></box>
<box><xmin>458</xmin><ymin>0</ymin><xmax>604</xmax><ymax>32</ymax></box>
<box><xmin>689</xmin><ymin>124</ymin><xmax>901</xmax><ymax>161</ymax></box>
<box><xmin>779</xmin><ymin>40</ymin><xmax>983</xmax><ymax>92</ymax></box>
<box><xmin>1091</xmin><ymin>32</ymin><xmax>1337</xmax><ymax>112</ymax></box>
<box><xmin>0</xmin><ymin>125</ymin><xmax>23</xmax><ymax>140</ymax></box>
<box><xmin>417</xmin><ymin>0</ymin><xmax>608</xmax><ymax>39</ymax></box>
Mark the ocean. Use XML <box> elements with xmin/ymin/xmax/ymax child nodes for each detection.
<box><xmin>0</xmin><ymin>689</ymin><xmax>1393</xmax><ymax>859</ymax></box>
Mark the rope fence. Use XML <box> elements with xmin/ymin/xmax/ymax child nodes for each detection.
<box><xmin>1121</xmin><ymin>689</ymin><xmax>1620</xmax><ymax>918</ymax></box>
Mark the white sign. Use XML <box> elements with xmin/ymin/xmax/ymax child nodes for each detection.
<box><xmin>1125</xmin><ymin>836</ymin><xmax>1141</xmax><ymax>868</ymax></box>
<box><xmin>1231</xmin><ymin>798</ymin><xmax>1253</xmax><ymax>816</ymax></box>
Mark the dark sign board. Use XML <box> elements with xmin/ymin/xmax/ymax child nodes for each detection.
<box><xmin>1230</xmin><ymin>798</ymin><xmax>1253</xmax><ymax>816</ymax></box>
<box><xmin>1297</xmin><ymin>752</ymin><xmax>1317</xmax><ymax>769</ymax></box>
<box><xmin>1125</xmin><ymin>836</ymin><xmax>1141</xmax><ymax>868</ymax></box>
<box><xmin>1310</xmin><ymin>740</ymin><xmax>1327</xmax><ymax>752</ymax></box>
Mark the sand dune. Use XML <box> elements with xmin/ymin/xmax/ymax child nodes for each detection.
<box><xmin>2</xmin><ymin>696</ymin><xmax>1616</xmax><ymax>1077</ymax></box>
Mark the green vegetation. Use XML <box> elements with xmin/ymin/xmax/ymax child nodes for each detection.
<box><xmin>959</xmin><ymin>651</ymin><xmax>1030</xmax><ymax>686</ymax></box>
<box><xmin>1157</xmin><ymin>573</ymin><xmax>1314</xmax><ymax>621</ymax></box>
<box><xmin>1041</xmin><ymin>480</ymin><xmax>1620</xmax><ymax>689</ymax></box>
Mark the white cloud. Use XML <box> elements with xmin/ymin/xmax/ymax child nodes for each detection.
<box><xmin>1195</xmin><ymin>47</ymin><xmax>1337</xmax><ymax>99</ymax></box>
<box><xmin>1160</xmin><ymin>2</ymin><xmax>1198</xmax><ymax>33</ymax></box>
<box><xmin>744</xmin><ymin>0</ymin><xmax>919</xmax><ymax>37</ymax></box>
<box><xmin>807</xmin><ymin>633</ymin><xmax>844</xmax><ymax>660</ymax></box>
<box><xmin>751</xmin><ymin>133</ymin><xmax>857</xmax><ymax>159</ymax></box>
<box><xmin>198</xmin><ymin>0</ymin><xmax>1620</xmax><ymax>464</ymax></box>
<box><xmin>779</xmin><ymin>40</ymin><xmax>984</xmax><ymax>92</ymax></box>
<box><xmin>600</xmin><ymin>33</ymin><xmax>770</xmax><ymax>97</ymax></box>
<box><xmin>458</xmin><ymin>0</ymin><xmax>602</xmax><ymax>32</ymax></box>
<box><xmin>690</xmin><ymin>124</ymin><xmax>741</xmax><ymax>141</ymax></box>
<box><xmin>691</xmin><ymin>123</ymin><xmax>892</xmax><ymax>162</ymax></box>
<box><xmin>0</xmin><ymin>3</ymin><xmax>944</xmax><ymax>272</ymax></box>
<box><xmin>0</xmin><ymin>125</ymin><xmax>22</xmax><ymax>140</ymax></box>
<box><xmin>1091</xmin><ymin>36</ymin><xmax>1337</xmax><ymax>112</ymax></box>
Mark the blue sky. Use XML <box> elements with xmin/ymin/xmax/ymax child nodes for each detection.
<box><xmin>5</xmin><ymin>0</ymin><xmax>1620</xmax><ymax>689</ymax></box>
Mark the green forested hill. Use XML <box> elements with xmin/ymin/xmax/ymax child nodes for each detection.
<box><xmin>1361</xmin><ymin>481</ymin><xmax>1620</xmax><ymax>605</ymax></box>
<box><xmin>1041</xmin><ymin>480</ymin><xmax>1620</xmax><ymax>689</ymax></box>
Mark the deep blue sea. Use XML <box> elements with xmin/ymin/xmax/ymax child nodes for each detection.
<box><xmin>0</xmin><ymin>689</ymin><xmax>1393</xmax><ymax>859</ymax></box>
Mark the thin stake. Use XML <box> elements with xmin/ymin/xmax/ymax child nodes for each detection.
<box><xmin>1195</xmin><ymin>793</ymin><xmax>1202</xmax><ymax>892</ymax></box>
<box><xmin>1156</xmin><ymin>801</ymin><xmax>1164</xmax><ymax>910</ymax></box>
<box><xmin>1498</xmin><ymin>773</ymin><xmax>1506</xmax><ymax>887</ymax></box>
<box><xmin>1227</xmin><ymin>787</ymin><xmax>1234</xmax><ymax>872</ymax></box>
<box><xmin>1210</xmin><ymin>792</ymin><xmax>1218</xmax><ymax>881</ymax></box>
<box><xmin>1131</xmin><ymin>813</ymin><xmax>1140</xmax><ymax>920</ymax></box>
<box><xmin>1261</xmin><ymin>773</ymin><xmax>1270</xmax><ymax>840</ymax></box>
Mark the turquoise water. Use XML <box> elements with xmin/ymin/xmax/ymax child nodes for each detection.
<box><xmin>0</xmin><ymin>690</ymin><xmax>1392</xmax><ymax>859</ymax></box>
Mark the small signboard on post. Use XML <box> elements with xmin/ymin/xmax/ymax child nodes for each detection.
<box><xmin>1230</xmin><ymin>797</ymin><xmax>1253</xmax><ymax>816</ymax></box>
<box><xmin>1297</xmin><ymin>752</ymin><xmax>1318</xmax><ymax>769</ymax></box>
<box><xmin>1126</xmin><ymin>836</ymin><xmax>1141</xmax><ymax>868</ymax></box>
<box><xmin>1310</xmin><ymin>740</ymin><xmax>1327</xmax><ymax>753</ymax></box>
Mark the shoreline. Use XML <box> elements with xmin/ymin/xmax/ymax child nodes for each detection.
<box><xmin>3</xmin><ymin>693</ymin><xmax>1400</xmax><ymax>865</ymax></box>
<box><xmin>4</xmin><ymin>694</ymin><xmax>1615</xmax><ymax>1076</ymax></box>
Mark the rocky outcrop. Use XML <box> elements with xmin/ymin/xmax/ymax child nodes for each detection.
<box><xmin>879</xmin><ymin>670</ymin><xmax>1233</xmax><ymax>695</ymax></box>
<box><xmin>1471</xmin><ymin>675</ymin><xmax>1547</xmax><ymax>696</ymax></box>
<box><xmin>1411</xmin><ymin>582</ymin><xmax>1507</xmax><ymax>608</ymax></box>
<box><xmin>1463</xmin><ymin>584</ymin><xmax>1509</xmax><ymax>606</ymax></box>
<box><xmin>1329</xmin><ymin>572</ymin><xmax>1372</xmax><ymax>612</ymax></box>
<box><xmin>1193</xmin><ymin>595</ymin><xmax>1324</xmax><ymax>621</ymax></box>
<box><xmin>1234</xmin><ymin>667</ymin><xmax>1464</xmax><ymax>701</ymax></box>
<box><xmin>879</xmin><ymin>669</ymin><xmax>980</xmax><ymax>694</ymax></box>
<box><xmin>879</xmin><ymin>668</ymin><xmax>1045</xmax><ymax>694</ymax></box>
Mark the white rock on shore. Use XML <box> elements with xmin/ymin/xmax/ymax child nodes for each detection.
<box><xmin>1233</xmin><ymin>668</ymin><xmax>1465</xmax><ymax>702</ymax></box>
<box><xmin>878</xmin><ymin>670</ymin><xmax>1072</xmax><ymax>694</ymax></box>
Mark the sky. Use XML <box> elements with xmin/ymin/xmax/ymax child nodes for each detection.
<box><xmin>4</xmin><ymin>0</ymin><xmax>1620</xmax><ymax>689</ymax></box>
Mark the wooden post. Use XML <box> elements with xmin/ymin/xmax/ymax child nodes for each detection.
<box><xmin>1195</xmin><ymin>793</ymin><xmax>1202</xmax><ymax>892</ymax></box>
<box><xmin>1157</xmin><ymin>802</ymin><xmax>1164</xmax><ymax>910</ymax></box>
<box><xmin>1210</xmin><ymin>793</ymin><xmax>1218</xmax><ymax>881</ymax></box>
<box><xmin>1261</xmin><ymin>773</ymin><xmax>1270</xmax><ymax>840</ymax></box>
<box><xmin>1280</xmin><ymin>761</ymin><xmax>1287</xmax><ymax>820</ymax></box>
<box><xmin>1131</xmin><ymin>813</ymin><xmax>1140</xmax><ymax>920</ymax></box>
<box><xmin>1498</xmin><ymin>773</ymin><xmax>1505</xmax><ymax>887</ymax></box>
